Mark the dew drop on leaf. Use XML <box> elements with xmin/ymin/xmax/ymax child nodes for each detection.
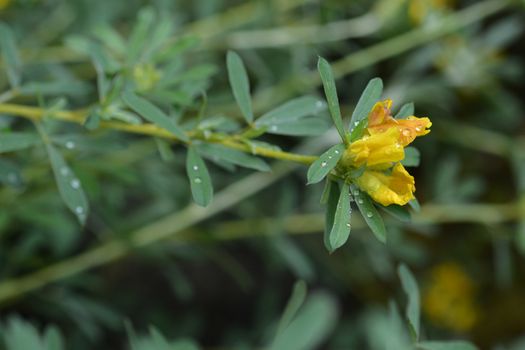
<box><xmin>71</xmin><ymin>179</ymin><xmax>80</xmax><ymax>189</ymax></box>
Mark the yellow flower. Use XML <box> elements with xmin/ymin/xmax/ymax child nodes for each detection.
<box><xmin>347</xmin><ymin>126</ymin><xmax>404</xmax><ymax>167</ymax></box>
<box><xmin>355</xmin><ymin>163</ymin><xmax>415</xmax><ymax>206</ymax></box>
<box><xmin>423</xmin><ymin>262</ymin><xmax>478</xmax><ymax>332</ymax></box>
<box><xmin>367</xmin><ymin>99</ymin><xmax>432</xmax><ymax>146</ymax></box>
<box><xmin>340</xmin><ymin>99</ymin><xmax>431</xmax><ymax>206</ymax></box>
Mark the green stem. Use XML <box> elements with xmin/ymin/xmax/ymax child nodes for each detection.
<box><xmin>0</xmin><ymin>103</ymin><xmax>317</xmax><ymax>165</ymax></box>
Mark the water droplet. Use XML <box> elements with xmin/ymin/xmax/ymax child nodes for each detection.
<box><xmin>193</xmin><ymin>165</ymin><xmax>199</xmax><ymax>171</ymax></box>
<box><xmin>395</xmin><ymin>143</ymin><xmax>402</xmax><ymax>149</ymax></box>
<box><xmin>320</xmin><ymin>161</ymin><xmax>327</xmax><ymax>167</ymax></box>
<box><xmin>194</xmin><ymin>177</ymin><xmax>202</xmax><ymax>184</ymax></box>
<box><xmin>71</xmin><ymin>179</ymin><xmax>80</xmax><ymax>189</ymax></box>
<box><xmin>60</xmin><ymin>167</ymin><xmax>69</xmax><ymax>176</ymax></box>
<box><xmin>402</xmin><ymin>129</ymin><xmax>410</xmax><ymax>137</ymax></box>
<box><xmin>65</xmin><ymin>141</ymin><xmax>75</xmax><ymax>149</ymax></box>
<box><xmin>75</xmin><ymin>206</ymin><xmax>84</xmax><ymax>215</ymax></box>
<box><xmin>316</xmin><ymin>101</ymin><xmax>325</xmax><ymax>109</ymax></box>
<box><xmin>270</xmin><ymin>125</ymin><xmax>278</xmax><ymax>132</ymax></box>
<box><xmin>328</xmin><ymin>156</ymin><xmax>332</xmax><ymax>159</ymax></box>
<box><xmin>366</xmin><ymin>211</ymin><xmax>373</xmax><ymax>218</ymax></box>
<box><xmin>334</xmin><ymin>150</ymin><xmax>340</xmax><ymax>154</ymax></box>
<box><xmin>354</xmin><ymin>121</ymin><xmax>359</xmax><ymax>126</ymax></box>
<box><xmin>346</xmin><ymin>223</ymin><xmax>351</xmax><ymax>228</ymax></box>
<box><xmin>358</xmin><ymin>199</ymin><xmax>364</xmax><ymax>204</ymax></box>
<box><xmin>415</xmin><ymin>126</ymin><xmax>422</xmax><ymax>132</ymax></box>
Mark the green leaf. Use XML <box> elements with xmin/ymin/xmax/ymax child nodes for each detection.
<box><xmin>20</xmin><ymin>81</ymin><xmax>91</xmax><ymax>97</ymax></box>
<box><xmin>349</xmin><ymin>77</ymin><xmax>383</xmax><ymax>127</ymax></box>
<box><xmin>320</xmin><ymin>179</ymin><xmax>332</xmax><ymax>205</ymax></box>
<box><xmin>275</xmin><ymin>281</ymin><xmax>308</xmax><ymax>336</ymax></box>
<box><xmin>380</xmin><ymin>204</ymin><xmax>411</xmax><ymax>222</ymax></box>
<box><xmin>398</xmin><ymin>264</ymin><xmax>420</xmax><ymax>341</ymax></box>
<box><xmin>352</xmin><ymin>185</ymin><xmax>386</xmax><ymax>243</ymax></box>
<box><xmin>197</xmin><ymin>143</ymin><xmax>270</xmax><ymax>172</ymax></box>
<box><xmin>46</xmin><ymin>143</ymin><xmax>89</xmax><ymax>225</ymax></box>
<box><xmin>409</xmin><ymin>198</ymin><xmax>421</xmax><ymax>212</ymax></box>
<box><xmin>127</xmin><ymin>7</ymin><xmax>155</xmax><ymax>64</ymax></box>
<box><xmin>0</xmin><ymin>132</ymin><xmax>40</xmax><ymax>153</ymax></box>
<box><xmin>269</xmin><ymin>293</ymin><xmax>338</xmax><ymax>350</ymax></box>
<box><xmin>256</xmin><ymin>96</ymin><xmax>326</xmax><ymax>126</ymax></box>
<box><xmin>349</xmin><ymin>118</ymin><xmax>368</xmax><ymax>142</ymax></box>
<box><xmin>122</xmin><ymin>91</ymin><xmax>189</xmax><ymax>142</ymax></box>
<box><xmin>395</xmin><ymin>102</ymin><xmax>415</xmax><ymax>119</ymax></box>
<box><xmin>186</xmin><ymin>147</ymin><xmax>213</xmax><ymax>207</ymax></box>
<box><xmin>0</xmin><ymin>23</ymin><xmax>21</xmax><ymax>88</ymax></box>
<box><xmin>328</xmin><ymin>182</ymin><xmax>352</xmax><ymax>251</ymax></box>
<box><xmin>317</xmin><ymin>57</ymin><xmax>346</xmax><ymax>142</ymax></box>
<box><xmin>307</xmin><ymin>144</ymin><xmax>345</xmax><ymax>185</ymax></box>
<box><xmin>43</xmin><ymin>326</ymin><xmax>65</xmax><ymax>350</ymax></box>
<box><xmin>402</xmin><ymin>147</ymin><xmax>421</xmax><ymax>167</ymax></box>
<box><xmin>3</xmin><ymin>317</ymin><xmax>44</xmax><ymax>350</ymax></box>
<box><xmin>323</xmin><ymin>181</ymin><xmax>340</xmax><ymax>251</ymax></box>
<box><xmin>264</xmin><ymin>118</ymin><xmax>330</xmax><ymax>136</ymax></box>
<box><xmin>417</xmin><ymin>341</ymin><xmax>478</xmax><ymax>350</ymax></box>
<box><xmin>227</xmin><ymin>51</ymin><xmax>253</xmax><ymax>124</ymax></box>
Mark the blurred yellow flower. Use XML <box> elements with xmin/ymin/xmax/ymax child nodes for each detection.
<box><xmin>342</xmin><ymin>99</ymin><xmax>431</xmax><ymax>206</ymax></box>
<box><xmin>0</xmin><ymin>0</ymin><xmax>10</xmax><ymax>10</ymax></box>
<box><xmin>409</xmin><ymin>0</ymin><xmax>454</xmax><ymax>24</ymax></box>
<box><xmin>423</xmin><ymin>262</ymin><xmax>478</xmax><ymax>332</ymax></box>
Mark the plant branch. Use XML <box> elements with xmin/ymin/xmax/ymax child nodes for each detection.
<box><xmin>0</xmin><ymin>103</ymin><xmax>317</xmax><ymax>165</ymax></box>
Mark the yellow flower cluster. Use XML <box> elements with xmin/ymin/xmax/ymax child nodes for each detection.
<box><xmin>342</xmin><ymin>99</ymin><xmax>431</xmax><ymax>206</ymax></box>
<box><xmin>423</xmin><ymin>262</ymin><xmax>478</xmax><ymax>332</ymax></box>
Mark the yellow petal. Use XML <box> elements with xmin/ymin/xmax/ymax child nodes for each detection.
<box><xmin>368</xmin><ymin>116</ymin><xmax>432</xmax><ymax>146</ymax></box>
<box><xmin>368</xmin><ymin>99</ymin><xmax>392</xmax><ymax>127</ymax></box>
<box><xmin>355</xmin><ymin>163</ymin><xmax>415</xmax><ymax>206</ymax></box>
<box><xmin>348</xmin><ymin>127</ymin><xmax>404</xmax><ymax>167</ymax></box>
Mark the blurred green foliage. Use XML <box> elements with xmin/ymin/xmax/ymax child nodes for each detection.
<box><xmin>1</xmin><ymin>0</ymin><xmax>525</xmax><ymax>349</ymax></box>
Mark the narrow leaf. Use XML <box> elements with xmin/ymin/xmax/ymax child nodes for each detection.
<box><xmin>402</xmin><ymin>147</ymin><xmax>421</xmax><ymax>167</ymax></box>
<box><xmin>349</xmin><ymin>118</ymin><xmax>368</xmax><ymax>142</ymax></box>
<box><xmin>317</xmin><ymin>57</ymin><xmax>346</xmax><ymax>142</ymax></box>
<box><xmin>47</xmin><ymin>144</ymin><xmax>89</xmax><ymax>225</ymax></box>
<box><xmin>307</xmin><ymin>144</ymin><xmax>345</xmax><ymax>185</ymax></box>
<box><xmin>409</xmin><ymin>198</ymin><xmax>421</xmax><ymax>212</ymax></box>
<box><xmin>380</xmin><ymin>204</ymin><xmax>411</xmax><ymax>222</ymax></box>
<box><xmin>275</xmin><ymin>281</ymin><xmax>308</xmax><ymax>336</ymax></box>
<box><xmin>256</xmin><ymin>96</ymin><xmax>326</xmax><ymax>126</ymax></box>
<box><xmin>352</xmin><ymin>185</ymin><xmax>387</xmax><ymax>243</ymax></box>
<box><xmin>0</xmin><ymin>132</ymin><xmax>40</xmax><ymax>153</ymax></box>
<box><xmin>197</xmin><ymin>143</ymin><xmax>270</xmax><ymax>172</ymax></box>
<box><xmin>122</xmin><ymin>91</ymin><xmax>189</xmax><ymax>142</ymax></box>
<box><xmin>186</xmin><ymin>147</ymin><xmax>213</xmax><ymax>206</ymax></box>
<box><xmin>349</xmin><ymin>77</ymin><xmax>383</xmax><ymax>127</ymax></box>
<box><xmin>264</xmin><ymin>118</ymin><xmax>330</xmax><ymax>136</ymax></box>
<box><xmin>398</xmin><ymin>264</ymin><xmax>420</xmax><ymax>340</ymax></box>
<box><xmin>395</xmin><ymin>102</ymin><xmax>415</xmax><ymax>119</ymax></box>
<box><xmin>324</xmin><ymin>181</ymin><xmax>340</xmax><ymax>251</ymax></box>
<box><xmin>227</xmin><ymin>51</ymin><xmax>253</xmax><ymax>124</ymax></box>
<box><xmin>269</xmin><ymin>293</ymin><xmax>338</xmax><ymax>350</ymax></box>
<box><xmin>320</xmin><ymin>179</ymin><xmax>333</xmax><ymax>205</ymax></box>
<box><xmin>0</xmin><ymin>23</ymin><xmax>21</xmax><ymax>88</ymax></box>
<box><xmin>328</xmin><ymin>182</ymin><xmax>352</xmax><ymax>251</ymax></box>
